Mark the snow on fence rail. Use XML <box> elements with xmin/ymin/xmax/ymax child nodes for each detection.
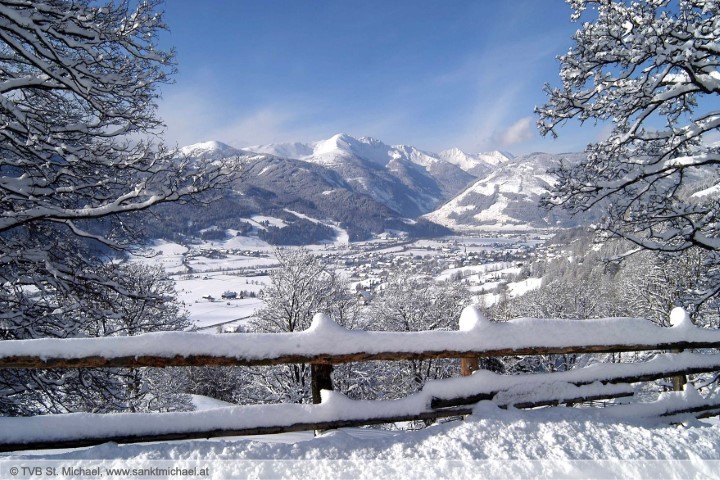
<box><xmin>2</xmin><ymin>307</ymin><xmax>720</xmax><ymax>369</ymax></box>
<box><xmin>2</xmin><ymin>351</ymin><xmax>720</xmax><ymax>452</ymax></box>
<box><xmin>1</xmin><ymin>307</ymin><xmax>719</xmax><ymax>452</ymax></box>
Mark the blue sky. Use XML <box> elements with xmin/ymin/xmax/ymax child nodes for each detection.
<box><xmin>158</xmin><ymin>1</ymin><xmax>598</xmax><ymax>154</ymax></box>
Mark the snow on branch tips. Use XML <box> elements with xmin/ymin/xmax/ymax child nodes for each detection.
<box><xmin>536</xmin><ymin>0</ymin><xmax>720</xmax><ymax>310</ymax></box>
<box><xmin>0</xmin><ymin>0</ymin><xmax>236</xmax><ymax>416</ymax></box>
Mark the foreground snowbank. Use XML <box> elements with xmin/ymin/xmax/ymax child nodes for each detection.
<box><xmin>3</xmin><ymin>404</ymin><xmax>719</xmax><ymax>479</ymax></box>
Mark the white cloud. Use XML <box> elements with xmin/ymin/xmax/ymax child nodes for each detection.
<box><xmin>499</xmin><ymin>116</ymin><xmax>535</xmax><ymax>147</ymax></box>
<box><xmin>157</xmin><ymin>86</ymin><xmax>327</xmax><ymax>148</ymax></box>
<box><xmin>210</xmin><ymin>108</ymin><xmax>307</xmax><ymax>147</ymax></box>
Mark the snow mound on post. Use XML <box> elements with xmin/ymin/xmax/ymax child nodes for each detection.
<box><xmin>669</xmin><ymin>307</ymin><xmax>692</xmax><ymax>328</ymax></box>
<box><xmin>306</xmin><ymin>313</ymin><xmax>347</xmax><ymax>334</ymax></box>
<box><xmin>458</xmin><ymin>305</ymin><xmax>489</xmax><ymax>332</ymax></box>
<box><xmin>678</xmin><ymin>382</ymin><xmax>703</xmax><ymax>403</ymax></box>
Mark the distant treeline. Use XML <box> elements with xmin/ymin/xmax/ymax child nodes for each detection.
<box><xmin>130</xmin><ymin>187</ymin><xmax>453</xmax><ymax>246</ymax></box>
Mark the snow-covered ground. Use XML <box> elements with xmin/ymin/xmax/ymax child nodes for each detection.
<box><xmin>436</xmin><ymin>261</ymin><xmax>515</xmax><ymax>282</ymax></box>
<box><xmin>130</xmin><ymin>238</ymin><xmax>277</xmax><ymax>330</ymax></box>
<box><xmin>176</xmin><ymin>273</ymin><xmax>268</xmax><ymax>330</ymax></box>
<box><xmin>284</xmin><ymin>209</ymin><xmax>350</xmax><ymax>245</ymax></box>
<box><xmin>135</xmin><ymin>240</ymin><xmax>189</xmax><ymax>274</ymax></box>
<box><xmin>3</xmin><ymin>404</ymin><xmax>719</xmax><ymax>479</ymax></box>
<box><xmin>138</xmin><ymin>234</ymin><xmax>541</xmax><ymax>331</ymax></box>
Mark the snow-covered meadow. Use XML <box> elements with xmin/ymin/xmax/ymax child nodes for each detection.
<box><xmin>134</xmin><ymin>237</ymin><xmax>276</xmax><ymax>331</ymax></box>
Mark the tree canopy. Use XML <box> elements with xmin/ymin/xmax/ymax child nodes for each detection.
<box><xmin>0</xmin><ymin>0</ymin><xmax>233</xmax><ymax>415</ymax></box>
<box><xmin>0</xmin><ymin>0</ymin><xmax>234</xmax><ymax>338</ymax></box>
<box><xmin>537</xmin><ymin>0</ymin><xmax>720</xmax><ymax>305</ymax></box>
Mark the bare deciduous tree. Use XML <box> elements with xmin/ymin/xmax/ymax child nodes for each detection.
<box><xmin>537</xmin><ymin>0</ymin><xmax>720</xmax><ymax>307</ymax></box>
<box><xmin>362</xmin><ymin>273</ymin><xmax>469</xmax><ymax>398</ymax></box>
<box><xmin>0</xmin><ymin>0</ymin><xmax>234</xmax><ymax>415</ymax></box>
<box><xmin>246</xmin><ymin>248</ymin><xmax>357</xmax><ymax>404</ymax></box>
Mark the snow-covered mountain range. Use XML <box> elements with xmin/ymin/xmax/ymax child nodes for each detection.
<box><xmin>243</xmin><ymin>133</ymin><xmax>479</xmax><ymax>216</ymax></box>
<box><xmin>178</xmin><ymin>134</ymin><xmax>586</xmax><ymax>237</ymax></box>
<box><xmin>179</xmin><ymin>140</ymin><xmax>246</xmax><ymax>162</ymax></box>
<box><xmin>424</xmin><ymin>152</ymin><xmax>589</xmax><ymax>231</ymax></box>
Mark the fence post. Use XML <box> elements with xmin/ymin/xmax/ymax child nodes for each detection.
<box><xmin>671</xmin><ymin>357</ymin><xmax>687</xmax><ymax>391</ymax></box>
<box><xmin>461</xmin><ymin>357</ymin><xmax>479</xmax><ymax>377</ymax></box>
<box><xmin>669</xmin><ymin>307</ymin><xmax>690</xmax><ymax>391</ymax></box>
<box><xmin>459</xmin><ymin>305</ymin><xmax>487</xmax><ymax>377</ymax></box>
<box><xmin>307</xmin><ymin>313</ymin><xmax>339</xmax><ymax>404</ymax></box>
<box><xmin>311</xmin><ymin>363</ymin><xmax>333</xmax><ymax>404</ymax></box>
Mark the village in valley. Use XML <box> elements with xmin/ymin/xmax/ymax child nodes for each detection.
<box><xmin>138</xmin><ymin>228</ymin><xmax>547</xmax><ymax>333</ymax></box>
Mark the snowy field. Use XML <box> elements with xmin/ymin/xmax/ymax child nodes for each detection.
<box><xmin>134</xmin><ymin>230</ymin><xmax>545</xmax><ymax>331</ymax></box>
<box><xmin>132</xmin><ymin>239</ymin><xmax>275</xmax><ymax>331</ymax></box>
<box><xmin>176</xmin><ymin>273</ymin><xmax>268</xmax><ymax>330</ymax></box>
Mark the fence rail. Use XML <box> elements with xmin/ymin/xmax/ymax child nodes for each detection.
<box><xmin>5</xmin><ymin>342</ymin><xmax>720</xmax><ymax>369</ymax></box>
<box><xmin>1</xmin><ymin>307</ymin><xmax>719</xmax><ymax>452</ymax></box>
<box><xmin>3</xmin><ymin>309</ymin><xmax>720</xmax><ymax>369</ymax></box>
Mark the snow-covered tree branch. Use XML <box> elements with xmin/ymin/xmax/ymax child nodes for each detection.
<box><xmin>243</xmin><ymin>248</ymin><xmax>358</xmax><ymax>404</ymax></box>
<box><xmin>537</xmin><ymin>0</ymin><xmax>720</xmax><ymax>305</ymax></box>
<box><xmin>0</xmin><ymin>0</ymin><xmax>234</xmax><ymax>415</ymax></box>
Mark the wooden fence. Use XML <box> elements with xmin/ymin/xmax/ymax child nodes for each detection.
<box><xmin>1</xmin><ymin>307</ymin><xmax>720</xmax><ymax>452</ymax></box>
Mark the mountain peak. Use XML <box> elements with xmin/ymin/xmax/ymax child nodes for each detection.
<box><xmin>179</xmin><ymin>140</ymin><xmax>244</xmax><ymax>160</ymax></box>
<box><xmin>482</xmin><ymin>150</ymin><xmax>514</xmax><ymax>165</ymax></box>
<box><xmin>314</xmin><ymin>133</ymin><xmax>353</xmax><ymax>155</ymax></box>
<box><xmin>437</xmin><ymin>148</ymin><xmax>509</xmax><ymax>175</ymax></box>
<box><xmin>245</xmin><ymin>141</ymin><xmax>314</xmax><ymax>159</ymax></box>
<box><xmin>358</xmin><ymin>135</ymin><xmax>385</xmax><ymax>146</ymax></box>
<box><xmin>311</xmin><ymin>133</ymin><xmax>393</xmax><ymax>167</ymax></box>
